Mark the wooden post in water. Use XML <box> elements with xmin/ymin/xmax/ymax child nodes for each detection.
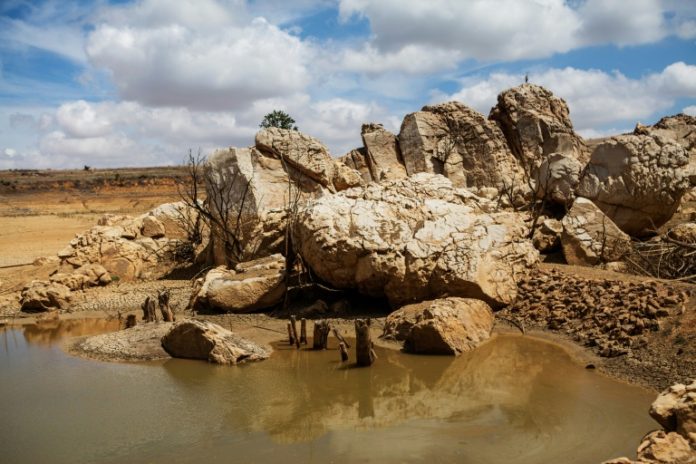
<box><xmin>332</xmin><ymin>327</ymin><xmax>350</xmax><ymax>348</ymax></box>
<box><xmin>289</xmin><ymin>315</ymin><xmax>300</xmax><ymax>349</ymax></box>
<box><xmin>158</xmin><ymin>290</ymin><xmax>174</xmax><ymax>322</ymax></box>
<box><xmin>313</xmin><ymin>320</ymin><xmax>330</xmax><ymax>350</ymax></box>
<box><xmin>355</xmin><ymin>319</ymin><xmax>375</xmax><ymax>367</ymax></box>
<box><xmin>125</xmin><ymin>314</ymin><xmax>137</xmax><ymax>329</ymax></box>
<box><xmin>339</xmin><ymin>341</ymin><xmax>349</xmax><ymax>362</ymax></box>
<box><xmin>300</xmin><ymin>318</ymin><xmax>307</xmax><ymax>345</ymax></box>
<box><xmin>287</xmin><ymin>322</ymin><xmax>295</xmax><ymax>345</ymax></box>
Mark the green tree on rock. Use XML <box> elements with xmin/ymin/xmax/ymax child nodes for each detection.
<box><xmin>260</xmin><ymin>110</ymin><xmax>298</xmax><ymax>130</ymax></box>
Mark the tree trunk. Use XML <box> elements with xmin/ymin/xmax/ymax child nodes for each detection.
<box><xmin>339</xmin><ymin>342</ymin><xmax>349</xmax><ymax>362</ymax></box>
<box><xmin>300</xmin><ymin>318</ymin><xmax>307</xmax><ymax>345</ymax></box>
<box><xmin>313</xmin><ymin>320</ymin><xmax>330</xmax><ymax>350</ymax></box>
<box><xmin>332</xmin><ymin>327</ymin><xmax>350</xmax><ymax>348</ymax></box>
<box><xmin>355</xmin><ymin>319</ymin><xmax>375</xmax><ymax>367</ymax></box>
<box><xmin>158</xmin><ymin>290</ymin><xmax>174</xmax><ymax>322</ymax></box>
<box><xmin>289</xmin><ymin>315</ymin><xmax>300</xmax><ymax>349</ymax></box>
<box><xmin>125</xmin><ymin>314</ymin><xmax>137</xmax><ymax>329</ymax></box>
<box><xmin>287</xmin><ymin>322</ymin><xmax>295</xmax><ymax>345</ymax></box>
<box><xmin>141</xmin><ymin>297</ymin><xmax>157</xmax><ymax>322</ymax></box>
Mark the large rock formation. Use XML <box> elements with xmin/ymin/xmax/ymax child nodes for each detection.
<box><xmin>292</xmin><ymin>173</ymin><xmax>539</xmax><ymax>308</ymax></box>
<box><xmin>398</xmin><ymin>102</ymin><xmax>525</xmax><ymax>194</ymax></box>
<box><xmin>49</xmin><ymin>263</ymin><xmax>112</xmax><ymax>291</ymax></box>
<box><xmin>489</xmin><ymin>84</ymin><xmax>588</xmax><ymax>171</ymax></box>
<box><xmin>360</xmin><ymin>123</ymin><xmax>408</xmax><ymax>182</ymax></box>
<box><xmin>604</xmin><ymin>380</ymin><xmax>696</xmax><ymax>463</ymax></box>
<box><xmin>161</xmin><ymin>319</ymin><xmax>269</xmax><ymax>365</ymax></box>
<box><xmin>20</xmin><ymin>281</ymin><xmax>72</xmax><ymax>312</ymax></box>
<box><xmin>382</xmin><ymin>298</ymin><xmax>494</xmax><ymax>355</ymax></box>
<box><xmin>636</xmin><ymin>114</ymin><xmax>696</xmax><ymax>161</ymax></box>
<box><xmin>56</xmin><ymin>204</ymin><xmax>194</xmax><ymax>281</ymax></box>
<box><xmin>561</xmin><ymin>197</ymin><xmax>632</xmax><ymax>266</ymax></box>
<box><xmin>534</xmin><ymin>152</ymin><xmax>582</xmax><ymax>205</ymax></box>
<box><xmin>190</xmin><ymin>254</ymin><xmax>286</xmax><ymax>313</ymax></box>
<box><xmin>205</xmin><ymin>128</ymin><xmax>362</xmax><ymax>265</ymax></box>
<box><xmin>576</xmin><ymin>134</ymin><xmax>693</xmax><ymax>236</ymax></box>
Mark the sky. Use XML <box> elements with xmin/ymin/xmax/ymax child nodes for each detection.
<box><xmin>0</xmin><ymin>0</ymin><xmax>695</xmax><ymax>169</ymax></box>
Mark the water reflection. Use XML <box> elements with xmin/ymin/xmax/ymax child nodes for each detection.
<box><xmin>22</xmin><ymin>318</ymin><xmax>121</xmax><ymax>346</ymax></box>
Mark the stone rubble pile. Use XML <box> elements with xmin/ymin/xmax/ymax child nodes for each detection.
<box><xmin>503</xmin><ymin>268</ymin><xmax>688</xmax><ymax>357</ymax></box>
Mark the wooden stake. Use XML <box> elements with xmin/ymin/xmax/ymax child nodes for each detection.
<box><xmin>313</xmin><ymin>320</ymin><xmax>330</xmax><ymax>350</ymax></box>
<box><xmin>355</xmin><ymin>318</ymin><xmax>375</xmax><ymax>367</ymax></box>
<box><xmin>125</xmin><ymin>314</ymin><xmax>137</xmax><ymax>329</ymax></box>
<box><xmin>289</xmin><ymin>315</ymin><xmax>300</xmax><ymax>349</ymax></box>
<box><xmin>141</xmin><ymin>296</ymin><xmax>157</xmax><ymax>322</ymax></box>
<box><xmin>332</xmin><ymin>327</ymin><xmax>350</xmax><ymax>348</ymax></box>
<box><xmin>287</xmin><ymin>322</ymin><xmax>295</xmax><ymax>345</ymax></box>
<box><xmin>300</xmin><ymin>318</ymin><xmax>307</xmax><ymax>345</ymax></box>
<box><xmin>339</xmin><ymin>341</ymin><xmax>349</xmax><ymax>362</ymax></box>
<box><xmin>158</xmin><ymin>290</ymin><xmax>174</xmax><ymax>322</ymax></box>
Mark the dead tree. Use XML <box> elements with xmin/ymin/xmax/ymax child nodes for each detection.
<box><xmin>339</xmin><ymin>342</ymin><xmax>349</xmax><ymax>362</ymax></box>
<box><xmin>177</xmin><ymin>149</ymin><xmax>257</xmax><ymax>267</ymax></box>
<box><xmin>300</xmin><ymin>318</ymin><xmax>307</xmax><ymax>345</ymax></box>
<box><xmin>332</xmin><ymin>327</ymin><xmax>350</xmax><ymax>348</ymax></box>
<box><xmin>158</xmin><ymin>290</ymin><xmax>174</xmax><ymax>322</ymax></box>
<box><xmin>287</xmin><ymin>322</ymin><xmax>295</xmax><ymax>345</ymax></box>
<box><xmin>312</xmin><ymin>320</ymin><xmax>330</xmax><ymax>350</ymax></box>
<box><xmin>289</xmin><ymin>315</ymin><xmax>300</xmax><ymax>349</ymax></box>
<box><xmin>141</xmin><ymin>296</ymin><xmax>157</xmax><ymax>322</ymax></box>
<box><xmin>355</xmin><ymin>319</ymin><xmax>376</xmax><ymax>367</ymax></box>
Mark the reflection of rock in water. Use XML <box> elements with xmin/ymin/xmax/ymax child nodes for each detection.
<box><xmin>162</xmin><ymin>335</ymin><xmax>572</xmax><ymax>445</ymax></box>
<box><xmin>22</xmin><ymin>318</ymin><xmax>121</xmax><ymax>346</ymax></box>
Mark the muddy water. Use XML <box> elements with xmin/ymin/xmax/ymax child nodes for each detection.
<box><xmin>0</xmin><ymin>322</ymin><xmax>655</xmax><ymax>464</ymax></box>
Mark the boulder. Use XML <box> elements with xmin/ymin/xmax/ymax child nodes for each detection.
<box><xmin>532</xmin><ymin>218</ymin><xmax>563</xmax><ymax>253</ymax></box>
<box><xmin>292</xmin><ymin>173</ymin><xmax>539</xmax><ymax>308</ymax></box>
<box><xmin>561</xmin><ymin>198</ymin><xmax>631</xmax><ymax>266</ymax></box>
<box><xmin>576</xmin><ymin>133</ymin><xmax>693</xmax><ymax>236</ymax></box>
<box><xmin>20</xmin><ymin>281</ymin><xmax>72</xmax><ymax>312</ymax></box>
<box><xmin>161</xmin><ymin>319</ymin><xmax>269</xmax><ymax>365</ymax></box>
<box><xmin>339</xmin><ymin>148</ymin><xmax>373</xmax><ymax>183</ymax></box>
<box><xmin>382</xmin><ymin>298</ymin><xmax>494</xmax><ymax>355</ymax></box>
<box><xmin>332</xmin><ymin>160</ymin><xmax>364</xmax><ymax>191</ymax></box>
<box><xmin>636</xmin><ymin>431</ymin><xmax>696</xmax><ymax>464</ymax></box>
<box><xmin>636</xmin><ymin>114</ymin><xmax>696</xmax><ymax>162</ymax></box>
<box><xmin>140</xmin><ymin>215</ymin><xmax>166</xmax><ymax>238</ymax></box>
<box><xmin>668</xmin><ymin>223</ymin><xmax>696</xmax><ymax>243</ymax></box>
<box><xmin>650</xmin><ymin>380</ymin><xmax>696</xmax><ymax>447</ymax></box>
<box><xmin>191</xmin><ymin>254</ymin><xmax>286</xmax><ymax>313</ymax></box>
<box><xmin>398</xmin><ymin>102</ymin><xmax>525</xmax><ymax>192</ymax></box>
<box><xmin>489</xmin><ymin>83</ymin><xmax>589</xmax><ymax>169</ymax></box>
<box><xmin>50</xmin><ymin>264</ymin><xmax>111</xmax><ymax>291</ymax></box>
<box><xmin>361</xmin><ymin>123</ymin><xmax>408</xmax><ymax>182</ymax></box>
<box><xmin>255</xmin><ymin>128</ymin><xmax>336</xmax><ymax>190</ymax></box>
<box><xmin>535</xmin><ymin>153</ymin><xmax>582</xmax><ymax>205</ymax></box>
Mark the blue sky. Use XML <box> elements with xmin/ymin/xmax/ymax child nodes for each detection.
<box><xmin>0</xmin><ymin>0</ymin><xmax>695</xmax><ymax>169</ymax></box>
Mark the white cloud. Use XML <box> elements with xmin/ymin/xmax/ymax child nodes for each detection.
<box><xmin>86</xmin><ymin>1</ymin><xmax>314</xmax><ymax>111</ymax></box>
<box><xmin>445</xmin><ymin>62</ymin><xmax>696</xmax><ymax>132</ymax></box>
<box><xmin>684</xmin><ymin>105</ymin><xmax>696</xmax><ymax>116</ymax></box>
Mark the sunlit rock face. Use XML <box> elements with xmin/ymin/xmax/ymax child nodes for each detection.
<box><xmin>292</xmin><ymin>173</ymin><xmax>539</xmax><ymax>308</ymax></box>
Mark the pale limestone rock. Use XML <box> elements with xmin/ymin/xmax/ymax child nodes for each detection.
<box><xmin>669</xmin><ymin>223</ymin><xmax>696</xmax><ymax>243</ymax></box>
<box><xmin>636</xmin><ymin>431</ymin><xmax>696</xmax><ymax>463</ymax></box>
<box><xmin>650</xmin><ymin>380</ymin><xmax>696</xmax><ymax>448</ymax></box>
<box><xmin>577</xmin><ymin>134</ymin><xmax>693</xmax><ymax>236</ymax></box>
<box><xmin>382</xmin><ymin>298</ymin><xmax>494</xmax><ymax>355</ymax></box>
<box><xmin>489</xmin><ymin>83</ymin><xmax>589</xmax><ymax>169</ymax></box>
<box><xmin>561</xmin><ymin>198</ymin><xmax>631</xmax><ymax>266</ymax></box>
<box><xmin>50</xmin><ymin>264</ymin><xmax>111</xmax><ymax>291</ymax></box>
<box><xmin>398</xmin><ymin>102</ymin><xmax>525</xmax><ymax>192</ymax></box>
<box><xmin>292</xmin><ymin>174</ymin><xmax>538</xmax><ymax>308</ymax></box>
<box><xmin>339</xmin><ymin>148</ymin><xmax>373</xmax><ymax>183</ymax></box>
<box><xmin>332</xmin><ymin>160</ymin><xmax>364</xmax><ymax>191</ymax></box>
<box><xmin>191</xmin><ymin>254</ymin><xmax>286</xmax><ymax>313</ymax></box>
<box><xmin>255</xmin><ymin>128</ymin><xmax>336</xmax><ymax>190</ymax></box>
<box><xmin>140</xmin><ymin>215</ymin><xmax>166</xmax><ymax>238</ymax></box>
<box><xmin>535</xmin><ymin>153</ymin><xmax>582</xmax><ymax>205</ymax></box>
<box><xmin>532</xmin><ymin>218</ymin><xmax>563</xmax><ymax>253</ymax></box>
<box><xmin>361</xmin><ymin>123</ymin><xmax>408</xmax><ymax>182</ymax></box>
<box><xmin>20</xmin><ymin>281</ymin><xmax>72</xmax><ymax>312</ymax></box>
<box><xmin>161</xmin><ymin>319</ymin><xmax>269</xmax><ymax>365</ymax></box>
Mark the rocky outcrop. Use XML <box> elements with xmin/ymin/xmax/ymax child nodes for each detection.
<box><xmin>604</xmin><ymin>380</ymin><xmax>696</xmax><ymax>463</ymax></box>
<box><xmin>398</xmin><ymin>102</ymin><xmax>525</xmax><ymax>194</ymax></box>
<box><xmin>161</xmin><ymin>319</ymin><xmax>269</xmax><ymax>365</ymax></box>
<box><xmin>502</xmin><ymin>267</ymin><xmax>687</xmax><ymax>358</ymax></box>
<box><xmin>489</xmin><ymin>83</ymin><xmax>588</xmax><ymax>169</ymax></box>
<box><xmin>292</xmin><ymin>173</ymin><xmax>539</xmax><ymax>308</ymax></box>
<box><xmin>561</xmin><ymin>197</ymin><xmax>632</xmax><ymax>266</ymax></box>
<box><xmin>72</xmin><ymin>322</ymin><xmax>172</xmax><ymax>361</ymax></box>
<box><xmin>650</xmin><ymin>381</ymin><xmax>696</xmax><ymax>447</ymax></box>
<box><xmin>339</xmin><ymin>148</ymin><xmax>372</xmax><ymax>183</ymax></box>
<box><xmin>382</xmin><ymin>298</ymin><xmax>494</xmax><ymax>355</ymax></box>
<box><xmin>57</xmin><ymin>204</ymin><xmax>194</xmax><ymax>281</ymax></box>
<box><xmin>191</xmin><ymin>254</ymin><xmax>286</xmax><ymax>313</ymax></box>
<box><xmin>535</xmin><ymin>152</ymin><xmax>582</xmax><ymax>205</ymax></box>
<box><xmin>532</xmin><ymin>218</ymin><xmax>563</xmax><ymax>253</ymax></box>
<box><xmin>576</xmin><ymin>134</ymin><xmax>693</xmax><ymax>236</ymax></box>
<box><xmin>255</xmin><ymin>128</ymin><xmax>337</xmax><ymax>191</ymax></box>
<box><xmin>361</xmin><ymin>123</ymin><xmax>408</xmax><ymax>182</ymax></box>
<box><xmin>49</xmin><ymin>263</ymin><xmax>112</xmax><ymax>291</ymax></box>
<box><xmin>20</xmin><ymin>281</ymin><xmax>72</xmax><ymax>312</ymax></box>
<box><xmin>636</xmin><ymin>114</ymin><xmax>696</xmax><ymax>162</ymax></box>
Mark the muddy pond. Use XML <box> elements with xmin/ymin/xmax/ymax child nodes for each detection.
<box><xmin>0</xmin><ymin>319</ymin><xmax>655</xmax><ymax>463</ymax></box>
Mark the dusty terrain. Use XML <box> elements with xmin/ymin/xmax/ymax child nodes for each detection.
<box><xmin>0</xmin><ymin>167</ymin><xmax>694</xmax><ymax>394</ymax></box>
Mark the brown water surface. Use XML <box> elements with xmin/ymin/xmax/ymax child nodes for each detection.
<box><xmin>0</xmin><ymin>322</ymin><xmax>655</xmax><ymax>463</ymax></box>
